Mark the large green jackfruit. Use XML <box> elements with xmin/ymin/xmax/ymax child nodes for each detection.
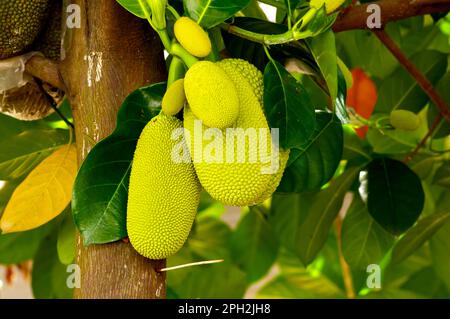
<box><xmin>127</xmin><ymin>114</ymin><xmax>201</xmax><ymax>259</ymax></box>
<box><xmin>0</xmin><ymin>0</ymin><xmax>50</xmax><ymax>59</ymax></box>
<box><xmin>184</xmin><ymin>59</ymin><xmax>289</xmax><ymax>207</ymax></box>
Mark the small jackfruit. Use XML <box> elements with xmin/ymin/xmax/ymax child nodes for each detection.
<box><xmin>127</xmin><ymin>114</ymin><xmax>201</xmax><ymax>259</ymax></box>
<box><xmin>390</xmin><ymin>110</ymin><xmax>421</xmax><ymax>131</ymax></box>
<box><xmin>184</xmin><ymin>59</ymin><xmax>289</xmax><ymax>207</ymax></box>
<box><xmin>184</xmin><ymin>61</ymin><xmax>240</xmax><ymax>129</ymax></box>
<box><xmin>310</xmin><ymin>0</ymin><xmax>346</xmax><ymax>14</ymax></box>
<box><xmin>0</xmin><ymin>0</ymin><xmax>50</xmax><ymax>59</ymax></box>
<box><xmin>162</xmin><ymin>79</ymin><xmax>186</xmax><ymax>116</ymax></box>
<box><xmin>174</xmin><ymin>17</ymin><xmax>212</xmax><ymax>58</ymax></box>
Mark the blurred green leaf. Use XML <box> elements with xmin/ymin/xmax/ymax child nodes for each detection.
<box><xmin>230</xmin><ymin>207</ymin><xmax>279</xmax><ymax>283</ymax></box>
<box><xmin>256</xmin><ymin>270</ymin><xmax>344</xmax><ymax>298</ymax></box>
<box><xmin>272</xmin><ymin>166</ymin><xmax>362</xmax><ymax>265</ymax></box>
<box><xmin>430</xmin><ymin>221</ymin><xmax>450</xmax><ymax>290</ymax></box>
<box><xmin>428</xmin><ymin>73</ymin><xmax>450</xmax><ymax>138</ymax></box>
<box><xmin>57</xmin><ymin>209</ymin><xmax>76</xmax><ymax>265</ymax></box>
<box><xmin>361</xmin><ymin>157</ymin><xmax>425</xmax><ymax>235</ymax></box>
<box><xmin>72</xmin><ymin>83</ymin><xmax>164</xmax><ymax>245</ymax></box>
<box><xmin>433</xmin><ymin>162</ymin><xmax>450</xmax><ymax>187</ymax></box>
<box><xmin>0</xmin><ymin>129</ymin><xmax>69</xmax><ymax>180</ymax></box>
<box><xmin>277</xmin><ymin>111</ymin><xmax>343</xmax><ymax>193</ymax></box>
<box><xmin>0</xmin><ymin>221</ymin><xmax>55</xmax><ymax>265</ymax></box>
<box><xmin>376</xmin><ymin>50</ymin><xmax>447</xmax><ymax>114</ymax></box>
<box><xmin>169</xmin><ymin>261</ymin><xmax>247</xmax><ymax>298</ymax></box>
<box><xmin>342</xmin><ymin>196</ymin><xmax>394</xmax><ymax>271</ymax></box>
<box><xmin>31</xmin><ymin>231</ymin><xmax>73</xmax><ymax>299</ymax></box>
<box><xmin>392</xmin><ymin>211</ymin><xmax>450</xmax><ymax>264</ymax></box>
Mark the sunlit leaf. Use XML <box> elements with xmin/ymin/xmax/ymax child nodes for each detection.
<box><xmin>0</xmin><ymin>145</ymin><xmax>77</xmax><ymax>233</ymax></box>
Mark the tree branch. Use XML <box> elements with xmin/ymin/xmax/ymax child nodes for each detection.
<box><xmin>333</xmin><ymin>0</ymin><xmax>450</xmax><ymax>32</ymax></box>
<box><xmin>24</xmin><ymin>56</ymin><xmax>65</xmax><ymax>91</ymax></box>
<box><xmin>374</xmin><ymin>30</ymin><xmax>450</xmax><ymax>122</ymax></box>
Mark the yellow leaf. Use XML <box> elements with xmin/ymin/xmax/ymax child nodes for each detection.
<box><xmin>0</xmin><ymin>145</ymin><xmax>77</xmax><ymax>233</ymax></box>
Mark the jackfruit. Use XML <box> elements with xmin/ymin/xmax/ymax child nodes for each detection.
<box><xmin>127</xmin><ymin>114</ymin><xmax>201</xmax><ymax>259</ymax></box>
<box><xmin>310</xmin><ymin>0</ymin><xmax>346</xmax><ymax>13</ymax></box>
<box><xmin>184</xmin><ymin>61</ymin><xmax>240</xmax><ymax>129</ymax></box>
<box><xmin>33</xmin><ymin>0</ymin><xmax>62</xmax><ymax>60</ymax></box>
<box><xmin>390</xmin><ymin>110</ymin><xmax>421</xmax><ymax>131</ymax></box>
<box><xmin>162</xmin><ymin>79</ymin><xmax>186</xmax><ymax>116</ymax></box>
<box><xmin>0</xmin><ymin>0</ymin><xmax>50</xmax><ymax>59</ymax></box>
<box><xmin>174</xmin><ymin>17</ymin><xmax>212</xmax><ymax>58</ymax></box>
<box><xmin>184</xmin><ymin>59</ymin><xmax>289</xmax><ymax>207</ymax></box>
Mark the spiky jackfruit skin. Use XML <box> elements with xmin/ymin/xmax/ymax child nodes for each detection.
<box><xmin>127</xmin><ymin>114</ymin><xmax>201</xmax><ymax>259</ymax></box>
<box><xmin>184</xmin><ymin>59</ymin><xmax>289</xmax><ymax>206</ymax></box>
<box><xmin>220</xmin><ymin>59</ymin><xmax>264</xmax><ymax>105</ymax></box>
<box><xmin>184</xmin><ymin>61</ymin><xmax>240</xmax><ymax>129</ymax></box>
<box><xmin>0</xmin><ymin>0</ymin><xmax>50</xmax><ymax>59</ymax></box>
<box><xmin>174</xmin><ymin>17</ymin><xmax>212</xmax><ymax>58</ymax></box>
<box><xmin>162</xmin><ymin>79</ymin><xmax>186</xmax><ymax>116</ymax></box>
<box><xmin>34</xmin><ymin>0</ymin><xmax>62</xmax><ymax>60</ymax></box>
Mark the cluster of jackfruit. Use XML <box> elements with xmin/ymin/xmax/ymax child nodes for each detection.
<box><xmin>128</xmin><ymin>17</ymin><xmax>289</xmax><ymax>260</ymax></box>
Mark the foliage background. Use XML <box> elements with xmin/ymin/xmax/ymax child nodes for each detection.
<box><xmin>1</xmin><ymin>0</ymin><xmax>450</xmax><ymax>299</ymax></box>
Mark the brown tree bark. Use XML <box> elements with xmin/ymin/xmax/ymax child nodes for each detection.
<box><xmin>59</xmin><ymin>0</ymin><xmax>167</xmax><ymax>298</ymax></box>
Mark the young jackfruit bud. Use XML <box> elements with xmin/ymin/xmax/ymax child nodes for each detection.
<box><xmin>162</xmin><ymin>79</ymin><xmax>186</xmax><ymax>116</ymax></box>
<box><xmin>174</xmin><ymin>17</ymin><xmax>212</xmax><ymax>58</ymax></box>
<box><xmin>310</xmin><ymin>0</ymin><xmax>346</xmax><ymax>14</ymax></box>
<box><xmin>390</xmin><ymin>110</ymin><xmax>421</xmax><ymax>131</ymax></box>
<box><xmin>184</xmin><ymin>61</ymin><xmax>239</xmax><ymax>128</ymax></box>
<box><xmin>147</xmin><ymin>0</ymin><xmax>167</xmax><ymax>30</ymax></box>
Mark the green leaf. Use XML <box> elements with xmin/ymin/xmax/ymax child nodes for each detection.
<box><xmin>188</xmin><ymin>212</ymin><xmax>231</xmax><ymax>260</ymax></box>
<box><xmin>256</xmin><ymin>271</ymin><xmax>344</xmax><ymax>299</ymax></box>
<box><xmin>116</xmin><ymin>0</ymin><xmax>145</xmax><ymax>18</ymax></box>
<box><xmin>428</xmin><ymin>73</ymin><xmax>450</xmax><ymax>138</ymax></box>
<box><xmin>335</xmin><ymin>66</ymin><xmax>350</xmax><ymax>123</ymax></box>
<box><xmin>169</xmin><ymin>261</ymin><xmax>247</xmax><ymax>298</ymax></box>
<box><xmin>296</xmin><ymin>167</ymin><xmax>361</xmax><ymax>265</ymax></box>
<box><xmin>277</xmin><ymin>111</ymin><xmax>343</xmax><ymax>193</ymax></box>
<box><xmin>57</xmin><ymin>210</ymin><xmax>76</xmax><ymax>265</ymax></box>
<box><xmin>72</xmin><ymin>83</ymin><xmax>164</xmax><ymax>245</ymax></box>
<box><xmin>430</xmin><ymin>221</ymin><xmax>450</xmax><ymax>290</ymax></box>
<box><xmin>376</xmin><ymin>50</ymin><xmax>447</xmax><ymax>114</ymax></box>
<box><xmin>309</xmin><ymin>30</ymin><xmax>338</xmax><ymax>105</ymax></box>
<box><xmin>342</xmin><ymin>125</ymin><xmax>372</xmax><ymax>162</ymax></box>
<box><xmin>336</xmin><ymin>28</ymin><xmax>400</xmax><ymax>79</ymax></box>
<box><xmin>392</xmin><ymin>211</ymin><xmax>450</xmax><ymax>264</ymax></box>
<box><xmin>0</xmin><ymin>221</ymin><xmax>55</xmax><ymax>264</ymax></box>
<box><xmin>433</xmin><ymin>162</ymin><xmax>450</xmax><ymax>187</ymax></box>
<box><xmin>342</xmin><ymin>196</ymin><xmax>394</xmax><ymax>271</ymax></box>
<box><xmin>264</xmin><ymin>59</ymin><xmax>316</xmax><ymax>149</ymax></box>
<box><xmin>185</xmin><ymin>0</ymin><xmax>251</xmax><ymax>28</ymax></box>
<box><xmin>0</xmin><ymin>129</ymin><xmax>69</xmax><ymax>180</ymax></box>
<box><xmin>32</xmin><ymin>231</ymin><xmax>73</xmax><ymax>299</ymax></box>
<box><xmin>361</xmin><ymin>157</ymin><xmax>425</xmax><ymax>235</ymax></box>
<box><xmin>230</xmin><ymin>207</ymin><xmax>279</xmax><ymax>283</ymax></box>
<box><xmin>271</xmin><ymin>167</ymin><xmax>362</xmax><ymax>265</ymax></box>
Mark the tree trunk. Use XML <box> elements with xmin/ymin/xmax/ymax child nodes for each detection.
<box><xmin>59</xmin><ymin>0</ymin><xmax>167</xmax><ymax>298</ymax></box>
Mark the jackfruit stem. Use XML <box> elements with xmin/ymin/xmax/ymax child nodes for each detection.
<box><xmin>167</xmin><ymin>56</ymin><xmax>186</xmax><ymax>86</ymax></box>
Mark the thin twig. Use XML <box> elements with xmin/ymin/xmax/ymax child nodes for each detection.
<box><xmin>158</xmin><ymin>259</ymin><xmax>224</xmax><ymax>272</ymax></box>
<box><xmin>334</xmin><ymin>215</ymin><xmax>356</xmax><ymax>299</ymax></box>
<box><xmin>33</xmin><ymin>77</ymin><xmax>74</xmax><ymax>129</ymax></box>
<box><xmin>404</xmin><ymin>114</ymin><xmax>443</xmax><ymax>163</ymax></box>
